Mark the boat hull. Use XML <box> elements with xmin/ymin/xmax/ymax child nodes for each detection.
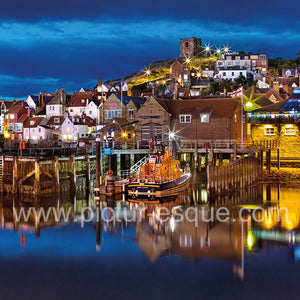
<box><xmin>127</xmin><ymin>173</ymin><xmax>191</xmax><ymax>197</ymax></box>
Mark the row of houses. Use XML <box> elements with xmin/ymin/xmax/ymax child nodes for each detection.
<box><xmin>2</xmin><ymin>81</ymin><xmax>300</xmax><ymax>156</ymax></box>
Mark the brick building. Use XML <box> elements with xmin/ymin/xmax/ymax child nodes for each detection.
<box><xmin>156</xmin><ymin>98</ymin><xmax>245</xmax><ymax>141</ymax></box>
<box><xmin>170</xmin><ymin>60</ymin><xmax>191</xmax><ymax>85</ymax></box>
<box><xmin>102</xmin><ymin>94</ymin><xmax>145</xmax><ymax>123</ymax></box>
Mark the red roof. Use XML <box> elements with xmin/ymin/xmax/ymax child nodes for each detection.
<box><xmin>68</xmin><ymin>94</ymin><xmax>94</xmax><ymax>107</ymax></box>
<box><xmin>23</xmin><ymin>117</ymin><xmax>44</xmax><ymax>128</ymax></box>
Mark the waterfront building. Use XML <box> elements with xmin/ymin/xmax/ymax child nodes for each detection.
<box><xmin>248</xmin><ymin>88</ymin><xmax>300</xmax><ymax>158</ymax></box>
<box><xmin>23</xmin><ymin>117</ymin><xmax>52</xmax><ymax>144</ymax></box>
<box><xmin>103</xmin><ymin>94</ymin><xmax>145</xmax><ymax>123</ymax></box>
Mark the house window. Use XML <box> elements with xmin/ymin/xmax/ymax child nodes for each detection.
<box><xmin>185</xmin><ymin>42</ymin><xmax>188</xmax><ymax>47</ymax></box>
<box><xmin>262</xmin><ymin>60</ymin><xmax>267</xmax><ymax>65</ymax></box>
<box><xmin>264</xmin><ymin>127</ymin><xmax>275</xmax><ymax>135</ymax></box>
<box><xmin>54</xmin><ymin>118</ymin><xmax>60</xmax><ymax>123</ymax></box>
<box><xmin>105</xmin><ymin>110</ymin><xmax>122</xmax><ymax>119</ymax></box>
<box><xmin>70</xmin><ymin>109</ymin><xmax>73</xmax><ymax>112</ymax></box>
<box><xmin>200</xmin><ymin>114</ymin><xmax>209</xmax><ymax>123</ymax></box>
<box><xmin>284</xmin><ymin>126</ymin><xmax>296</xmax><ymax>136</ymax></box>
<box><xmin>128</xmin><ymin>109</ymin><xmax>134</xmax><ymax>119</ymax></box>
<box><xmin>183</xmin><ymin>74</ymin><xmax>188</xmax><ymax>80</ymax></box>
<box><xmin>223</xmin><ymin>72</ymin><xmax>226</xmax><ymax>76</ymax></box>
<box><xmin>179</xmin><ymin>114</ymin><xmax>191</xmax><ymax>123</ymax></box>
<box><xmin>89</xmin><ymin>111</ymin><xmax>92</xmax><ymax>115</ymax></box>
<box><xmin>10</xmin><ymin>114</ymin><xmax>14</xmax><ymax>119</ymax></box>
<box><xmin>30</xmin><ymin>121</ymin><xmax>35</xmax><ymax>126</ymax></box>
<box><xmin>232</xmin><ymin>72</ymin><xmax>234</xmax><ymax>76</ymax></box>
<box><xmin>38</xmin><ymin>128</ymin><xmax>41</xmax><ymax>133</ymax></box>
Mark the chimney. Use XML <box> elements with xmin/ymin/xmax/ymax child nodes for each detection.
<box><xmin>38</xmin><ymin>92</ymin><xmax>42</xmax><ymax>106</ymax></box>
<box><xmin>273</xmin><ymin>81</ymin><xmax>279</xmax><ymax>94</ymax></box>
<box><xmin>41</xmin><ymin>91</ymin><xmax>46</xmax><ymax>108</ymax></box>
<box><xmin>27</xmin><ymin>108</ymin><xmax>32</xmax><ymax>117</ymax></box>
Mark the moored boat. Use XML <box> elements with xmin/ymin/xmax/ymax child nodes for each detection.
<box><xmin>127</xmin><ymin>147</ymin><xmax>191</xmax><ymax>197</ymax></box>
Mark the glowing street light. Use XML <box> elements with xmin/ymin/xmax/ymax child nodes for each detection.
<box><xmin>245</xmin><ymin>102</ymin><xmax>253</xmax><ymax>109</ymax></box>
<box><xmin>205</xmin><ymin>46</ymin><xmax>210</xmax><ymax>51</ymax></box>
<box><xmin>197</xmin><ymin>73</ymin><xmax>201</xmax><ymax>77</ymax></box>
<box><xmin>169</xmin><ymin>132</ymin><xmax>175</xmax><ymax>139</ymax></box>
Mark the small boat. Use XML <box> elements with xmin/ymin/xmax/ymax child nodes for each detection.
<box><xmin>127</xmin><ymin>147</ymin><xmax>191</xmax><ymax>197</ymax></box>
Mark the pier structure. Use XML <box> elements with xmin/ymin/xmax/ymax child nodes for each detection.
<box><xmin>0</xmin><ymin>138</ymin><xmax>279</xmax><ymax>195</ymax></box>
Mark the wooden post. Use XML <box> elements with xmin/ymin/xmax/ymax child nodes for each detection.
<box><xmin>117</xmin><ymin>153</ymin><xmax>121</xmax><ymax>177</ymax></box>
<box><xmin>233</xmin><ymin>140</ymin><xmax>237</xmax><ymax>161</ymax></box>
<box><xmin>277</xmin><ymin>148</ymin><xmax>280</xmax><ymax>170</ymax></box>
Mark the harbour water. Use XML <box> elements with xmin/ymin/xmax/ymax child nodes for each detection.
<box><xmin>0</xmin><ymin>172</ymin><xmax>300</xmax><ymax>299</ymax></box>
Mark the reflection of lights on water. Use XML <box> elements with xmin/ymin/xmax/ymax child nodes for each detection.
<box><xmin>201</xmin><ymin>189</ymin><xmax>208</xmax><ymax>203</ymax></box>
<box><xmin>170</xmin><ymin>216</ymin><xmax>175</xmax><ymax>232</ymax></box>
<box><xmin>247</xmin><ymin>231</ymin><xmax>255</xmax><ymax>250</ymax></box>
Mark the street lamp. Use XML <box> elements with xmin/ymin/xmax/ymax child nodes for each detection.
<box><xmin>169</xmin><ymin>132</ymin><xmax>175</xmax><ymax>139</ymax></box>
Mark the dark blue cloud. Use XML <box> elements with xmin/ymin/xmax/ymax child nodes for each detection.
<box><xmin>0</xmin><ymin>1</ymin><xmax>299</xmax><ymax>97</ymax></box>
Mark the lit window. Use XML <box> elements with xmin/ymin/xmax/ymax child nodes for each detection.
<box><xmin>10</xmin><ymin>114</ymin><xmax>14</xmax><ymax>120</ymax></box>
<box><xmin>179</xmin><ymin>114</ymin><xmax>191</xmax><ymax>123</ymax></box>
<box><xmin>264</xmin><ymin>127</ymin><xmax>275</xmax><ymax>135</ymax></box>
<box><xmin>200</xmin><ymin>114</ymin><xmax>209</xmax><ymax>123</ymax></box>
<box><xmin>284</xmin><ymin>126</ymin><xmax>296</xmax><ymax>136</ymax></box>
<box><xmin>30</xmin><ymin>120</ymin><xmax>35</xmax><ymax>126</ymax></box>
<box><xmin>54</xmin><ymin>118</ymin><xmax>60</xmax><ymax>123</ymax></box>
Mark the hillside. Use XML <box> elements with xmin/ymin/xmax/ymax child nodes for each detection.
<box><xmin>105</xmin><ymin>56</ymin><xmax>217</xmax><ymax>88</ymax></box>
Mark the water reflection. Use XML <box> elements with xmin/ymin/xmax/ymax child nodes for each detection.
<box><xmin>1</xmin><ymin>180</ymin><xmax>300</xmax><ymax>277</ymax></box>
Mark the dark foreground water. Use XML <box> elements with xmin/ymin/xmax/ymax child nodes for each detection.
<box><xmin>0</xmin><ymin>177</ymin><xmax>300</xmax><ymax>299</ymax></box>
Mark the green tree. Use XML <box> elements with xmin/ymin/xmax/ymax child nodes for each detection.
<box><xmin>220</xmin><ymin>79</ymin><xmax>234</xmax><ymax>93</ymax></box>
<box><xmin>234</xmin><ymin>75</ymin><xmax>247</xmax><ymax>89</ymax></box>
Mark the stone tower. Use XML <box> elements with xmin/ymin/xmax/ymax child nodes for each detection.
<box><xmin>180</xmin><ymin>37</ymin><xmax>202</xmax><ymax>57</ymax></box>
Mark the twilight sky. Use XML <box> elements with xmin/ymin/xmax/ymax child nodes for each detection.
<box><xmin>0</xmin><ymin>0</ymin><xmax>299</xmax><ymax>98</ymax></box>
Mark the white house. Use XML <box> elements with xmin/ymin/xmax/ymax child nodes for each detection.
<box><xmin>85</xmin><ymin>100</ymin><xmax>100</xmax><ymax>122</ymax></box>
<box><xmin>61</xmin><ymin>117</ymin><xmax>78</xmax><ymax>142</ymax></box>
<box><xmin>23</xmin><ymin>117</ymin><xmax>52</xmax><ymax>144</ymax></box>
<box><xmin>46</xmin><ymin>89</ymin><xmax>67</xmax><ymax>118</ymax></box>
<box><xmin>216</xmin><ymin>67</ymin><xmax>247</xmax><ymax>82</ymax></box>
<box><xmin>66</xmin><ymin>94</ymin><xmax>99</xmax><ymax>122</ymax></box>
<box><xmin>61</xmin><ymin>116</ymin><xmax>96</xmax><ymax>142</ymax></box>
